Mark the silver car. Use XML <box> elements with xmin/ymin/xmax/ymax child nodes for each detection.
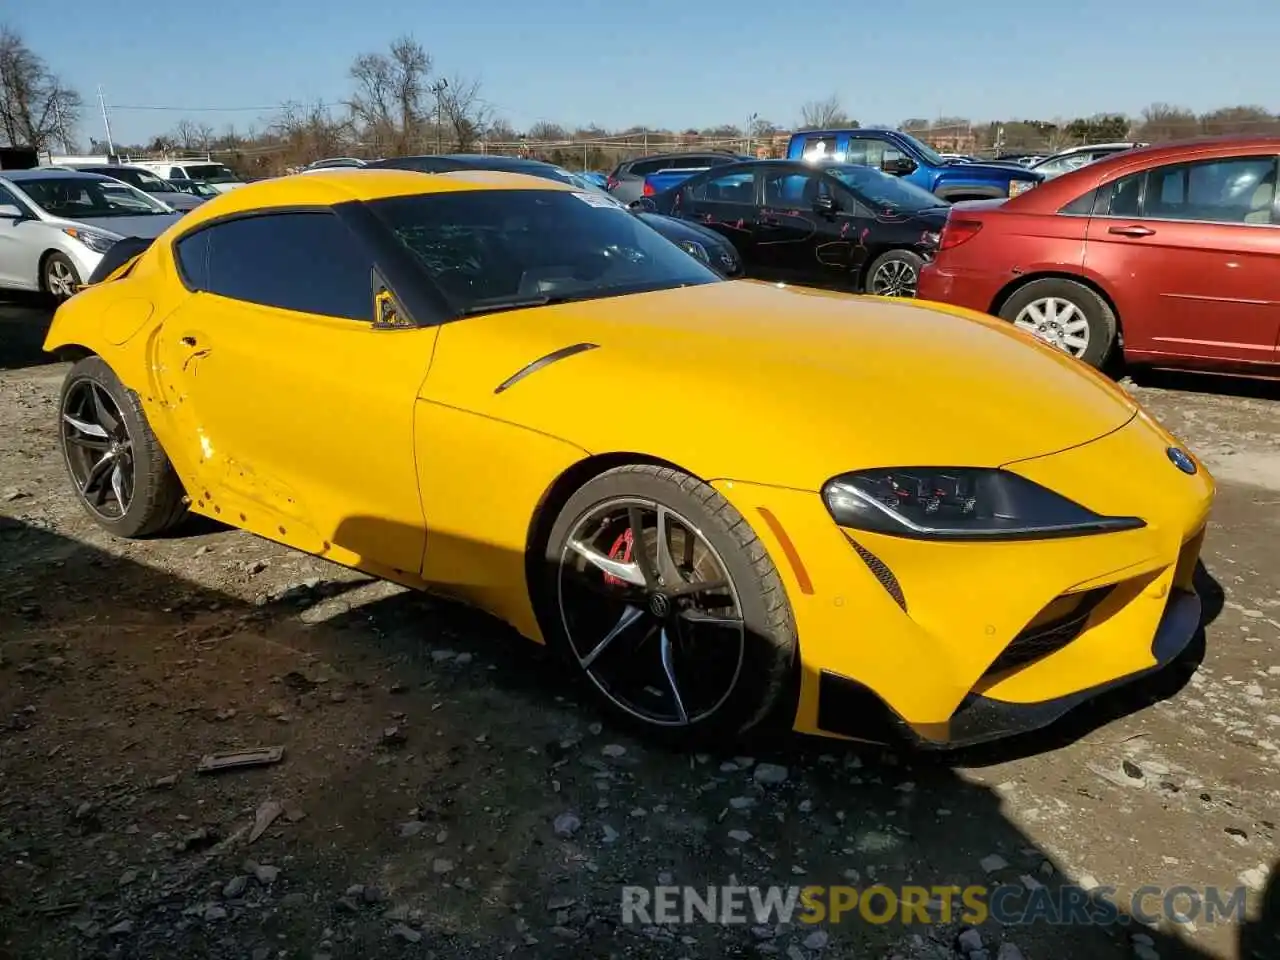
<box><xmin>0</xmin><ymin>169</ymin><xmax>181</xmax><ymax>302</ymax></box>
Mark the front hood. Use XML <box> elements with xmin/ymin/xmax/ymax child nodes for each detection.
<box><xmin>73</xmin><ymin>213</ymin><xmax>182</xmax><ymax>239</ymax></box>
<box><xmin>944</xmin><ymin>161</ymin><xmax>1041</xmax><ymax>181</ymax></box>
<box><xmin>424</xmin><ymin>282</ymin><xmax>1137</xmax><ymax>490</ymax></box>
<box><xmin>156</xmin><ymin>192</ymin><xmax>204</xmax><ymax>211</ymax></box>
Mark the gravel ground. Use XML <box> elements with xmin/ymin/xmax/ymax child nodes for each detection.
<box><xmin>1</xmin><ymin>299</ymin><xmax>1278</xmax><ymax>960</ymax></box>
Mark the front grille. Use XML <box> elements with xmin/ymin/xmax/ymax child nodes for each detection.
<box><xmin>845</xmin><ymin>534</ymin><xmax>906</xmax><ymax>611</ymax></box>
<box><xmin>984</xmin><ymin>587</ymin><xmax>1111</xmax><ymax>677</ymax></box>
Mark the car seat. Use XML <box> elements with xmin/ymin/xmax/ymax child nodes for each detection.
<box><xmin>1244</xmin><ymin>173</ymin><xmax>1276</xmax><ymax>224</ymax></box>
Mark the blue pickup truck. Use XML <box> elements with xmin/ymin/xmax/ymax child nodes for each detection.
<box><xmin>786</xmin><ymin>128</ymin><xmax>1042</xmax><ymax>202</ymax></box>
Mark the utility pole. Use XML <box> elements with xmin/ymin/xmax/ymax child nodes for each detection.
<box><xmin>431</xmin><ymin>78</ymin><xmax>448</xmax><ymax>153</ymax></box>
<box><xmin>97</xmin><ymin>85</ymin><xmax>115</xmax><ymax>156</ymax></box>
<box><xmin>745</xmin><ymin>112</ymin><xmax>758</xmax><ymax>157</ymax></box>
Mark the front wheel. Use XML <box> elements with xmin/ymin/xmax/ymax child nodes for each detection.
<box><xmin>43</xmin><ymin>252</ymin><xmax>82</xmax><ymax>304</ymax></box>
<box><xmin>58</xmin><ymin>356</ymin><xmax>189</xmax><ymax>538</ymax></box>
<box><xmin>997</xmin><ymin>277</ymin><xmax>1117</xmax><ymax>368</ymax></box>
<box><xmin>865</xmin><ymin>249</ymin><xmax>924</xmax><ymax>298</ymax></box>
<box><xmin>541</xmin><ymin>464</ymin><xmax>797</xmax><ymax>741</ymax></box>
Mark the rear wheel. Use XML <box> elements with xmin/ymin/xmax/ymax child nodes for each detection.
<box><xmin>998</xmin><ymin>277</ymin><xmax>1117</xmax><ymax>368</ymax></box>
<box><xmin>540</xmin><ymin>464</ymin><xmax>797</xmax><ymax>741</ymax></box>
<box><xmin>865</xmin><ymin>249</ymin><xmax>924</xmax><ymax>298</ymax></box>
<box><xmin>42</xmin><ymin>252</ymin><xmax>81</xmax><ymax>304</ymax></box>
<box><xmin>58</xmin><ymin>356</ymin><xmax>188</xmax><ymax>538</ymax></box>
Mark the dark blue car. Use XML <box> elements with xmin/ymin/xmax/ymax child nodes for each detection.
<box><xmin>786</xmin><ymin>129</ymin><xmax>1042</xmax><ymax>202</ymax></box>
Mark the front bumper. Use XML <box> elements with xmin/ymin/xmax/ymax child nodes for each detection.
<box><xmin>713</xmin><ymin>411</ymin><xmax>1215</xmax><ymax>747</ymax></box>
<box><xmin>815</xmin><ymin>586</ymin><xmax>1201</xmax><ymax>748</ymax></box>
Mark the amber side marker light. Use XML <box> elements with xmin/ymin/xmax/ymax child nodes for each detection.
<box><xmin>756</xmin><ymin>507</ymin><xmax>814</xmax><ymax>595</ymax></box>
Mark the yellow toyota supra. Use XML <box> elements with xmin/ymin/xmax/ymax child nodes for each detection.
<box><xmin>44</xmin><ymin>168</ymin><xmax>1214</xmax><ymax>748</ymax></box>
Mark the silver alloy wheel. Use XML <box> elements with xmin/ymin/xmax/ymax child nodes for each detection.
<box><xmin>556</xmin><ymin>497</ymin><xmax>746</xmax><ymax>727</ymax></box>
<box><xmin>869</xmin><ymin>258</ymin><xmax>918</xmax><ymax>297</ymax></box>
<box><xmin>60</xmin><ymin>379</ymin><xmax>136</xmax><ymax>520</ymax></box>
<box><xmin>46</xmin><ymin>258</ymin><xmax>77</xmax><ymax>301</ymax></box>
<box><xmin>1013</xmin><ymin>296</ymin><xmax>1090</xmax><ymax>356</ymax></box>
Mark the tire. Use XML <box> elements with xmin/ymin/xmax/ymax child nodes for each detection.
<box><xmin>58</xmin><ymin>356</ymin><xmax>188</xmax><ymax>538</ymax></box>
<box><xmin>997</xmin><ymin>278</ymin><xmax>1117</xmax><ymax>369</ymax></box>
<box><xmin>540</xmin><ymin>463</ymin><xmax>797</xmax><ymax>742</ymax></box>
<box><xmin>864</xmin><ymin>249</ymin><xmax>924</xmax><ymax>298</ymax></box>
<box><xmin>42</xmin><ymin>252</ymin><xmax>82</xmax><ymax>304</ymax></box>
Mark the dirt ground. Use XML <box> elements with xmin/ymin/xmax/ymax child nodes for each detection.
<box><xmin>1</xmin><ymin>298</ymin><xmax>1278</xmax><ymax>960</ymax></box>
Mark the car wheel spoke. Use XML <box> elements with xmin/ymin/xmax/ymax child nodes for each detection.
<box><xmin>63</xmin><ymin>413</ymin><xmax>109</xmax><ymax>440</ymax></box>
<box><xmin>580</xmin><ymin>604</ymin><xmax>646</xmax><ymax>668</ymax></box>
<box><xmin>659</xmin><ymin>627</ymin><xmax>689</xmax><ymax>724</ymax></box>
<box><xmin>566</xmin><ymin>538</ymin><xmax>646</xmax><ymax>587</ymax></box>
<box><xmin>81</xmin><ymin>452</ymin><xmax>114</xmax><ymax>497</ymax></box>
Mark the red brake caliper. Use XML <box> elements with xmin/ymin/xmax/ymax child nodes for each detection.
<box><xmin>603</xmin><ymin>528</ymin><xmax>634</xmax><ymax>586</ymax></box>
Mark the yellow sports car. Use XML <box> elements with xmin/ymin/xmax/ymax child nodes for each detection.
<box><xmin>44</xmin><ymin>169</ymin><xmax>1215</xmax><ymax>748</ymax></box>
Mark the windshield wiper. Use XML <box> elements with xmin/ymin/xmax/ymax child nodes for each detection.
<box><xmin>458</xmin><ymin>293</ymin><xmax>584</xmax><ymax>317</ymax></box>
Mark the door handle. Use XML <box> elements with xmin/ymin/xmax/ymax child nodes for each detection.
<box><xmin>1108</xmin><ymin>225</ymin><xmax>1155</xmax><ymax>237</ymax></box>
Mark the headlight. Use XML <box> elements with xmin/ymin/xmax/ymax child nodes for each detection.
<box><xmin>62</xmin><ymin>227</ymin><xmax>118</xmax><ymax>254</ymax></box>
<box><xmin>821</xmin><ymin>467</ymin><xmax>1143</xmax><ymax>541</ymax></box>
<box><xmin>1008</xmin><ymin>180</ymin><xmax>1036</xmax><ymax>198</ymax></box>
<box><xmin>677</xmin><ymin>239</ymin><xmax>710</xmax><ymax>263</ymax></box>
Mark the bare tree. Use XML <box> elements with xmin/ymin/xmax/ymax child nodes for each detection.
<box><xmin>1136</xmin><ymin>103</ymin><xmax>1200</xmax><ymax>142</ymax></box>
<box><xmin>171</xmin><ymin>118</ymin><xmax>215</xmax><ymax>152</ymax></box>
<box><xmin>346</xmin><ymin>36</ymin><xmax>430</xmax><ymax>153</ymax></box>
<box><xmin>272</xmin><ymin>100</ymin><xmax>354</xmax><ymax>166</ymax></box>
<box><xmin>798</xmin><ymin>95</ymin><xmax>853</xmax><ymax>131</ymax></box>
<box><xmin>527</xmin><ymin>121</ymin><xmax>568</xmax><ymax>143</ymax></box>
<box><xmin>1199</xmin><ymin>105</ymin><xmax>1280</xmax><ymax>137</ymax></box>
<box><xmin>0</xmin><ymin>26</ymin><xmax>82</xmax><ymax>151</ymax></box>
<box><xmin>439</xmin><ymin>73</ymin><xmax>489</xmax><ymax>152</ymax></box>
<box><xmin>486</xmin><ymin>118</ymin><xmax>518</xmax><ymax>144</ymax></box>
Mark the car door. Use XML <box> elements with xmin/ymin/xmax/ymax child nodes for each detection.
<box><xmin>754</xmin><ymin>167</ymin><xmax>866</xmax><ymax>286</ymax></box>
<box><xmin>674</xmin><ymin>168</ymin><xmax>759</xmax><ymax>264</ymax></box>
<box><xmin>0</xmin><ymin>182</ymin><xmax>45</xmax><ymax>290</ymax></box>
<box><xmin>1085</xmin><ymin>154</ymin><xmax>1280</xmax><ymax>367</ymax></box>
<box><xmin>153</xmin><ymin>209</ymin><xmax>439</xmax><ymax>574</ymax></box>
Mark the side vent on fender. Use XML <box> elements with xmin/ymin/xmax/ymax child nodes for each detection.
<box><xmin>844</xmin><ymin>534</ymin><xmax>907</xmax><ymax>611</ymax></box>
<box><xmin>494</xmin><ymin>342</ymin><xmax>600</xmax><ymax>394</ymax></box>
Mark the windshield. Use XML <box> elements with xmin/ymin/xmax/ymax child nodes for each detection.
<box><xmin>823</xmin><ymin>165</ymin><xmax>946</xmax><ymax>212</ymax></box>
<box><xmin>89</xmin><ymin>166</ymin><xmax>174</xmax><ymax>194</ymax></box>
<box><xmin>369</xmin><ymin>188</ymin><xmax>720</xmax><ymax>315</ymax></box>
<box><xmin>18</xmin><ymin>177</ymin><xmax>170</xmax><ymax>217</ymax></box>
<box><xmin>895</xmin><ymin>132</ymin><xmax>946</xmax><ymax>167</ymax></box>
<box><xmin>169</xmin><ymin>179</ymin><xmax>218</xmax><ymax>196</ymax></box>
<box><xmin>182</xmin><ymin>163</ymin><xmax>240</xmax><ymax>184</ymax></box>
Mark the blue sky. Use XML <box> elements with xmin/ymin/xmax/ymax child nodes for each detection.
<box><xmin>11</xmin><ymin>0</ymin><xmax>1279</xmax><ymax>145</ymax></box>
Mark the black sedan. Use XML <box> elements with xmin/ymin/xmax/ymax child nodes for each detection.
<box><xmin>364</xmin><ymin>154</ymin><xmax>743</xmax><ymax>278</ymax></box>
<box><xmin>634</xmin><ymin>159</ymin><xmax>951</xmax><ymax>297</ymax></box>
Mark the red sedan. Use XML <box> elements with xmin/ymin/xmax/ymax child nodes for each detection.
<box><xmin>917</xmin><ymin>136</ymin><xmax>1279</xmax><ymax>373</ymax></box>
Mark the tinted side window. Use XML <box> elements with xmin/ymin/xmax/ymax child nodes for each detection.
<box><xmin>174</xmin><ymin>228</ymin><xmax>211</xmax><ymax>289</ymax></box>
<box><xmin>1059</xmin><ymin>187</ymin><xmax>1099</xmax><ymax>216</ymax></box>
<box><xmin>1106</xmin><ymin>172</ymin><xmax>1144</xmax><ymax>217</ymax></box>
<box><xmin>762</xmin><ymin>170</ymin><xmax>838</xmax><ymax>209</ymax></box>
<box><xmin>195</xmin><ymin>212</ymin><xmax>373</xmax><ymax>321</ymax></box>
<box><xmin>0</xmin><ymin>182</ymin><xmax>26</xmax><ymax>209</ymax></box>
<box><xmin>688</xmin><ymin>171</ymin><xmax>755</xmax><ymax>204</ymax></box>
<box><xmin>844</xmin><ymin>137</ymin><xmax>903</xmax><ymax>171</ymax></box>
<box><xmin>627</xmin><ymin>159</ymin><xmax>665</xmax><ymax>177</ymax></box>
<box><xmin>1142</xmin><ymin>156</ymin><xmax>1277</xmax><ymax>224</ymax></box>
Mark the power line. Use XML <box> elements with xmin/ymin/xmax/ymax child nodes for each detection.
<box><xmin>106</xmin><ymin>102</ymin><xmax>339</xmax><ymax>113</ymax></box>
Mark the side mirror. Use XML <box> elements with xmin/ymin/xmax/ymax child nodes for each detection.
<box><xmin>883</xmin><ymin>157</ymin><xmax>917</xmax><ymax>176</ymax></box>
<box><xmin>812</xmin><ymin>194</ymin><xmax>836</xmax><ymax>215</ymax></box>
<box><xmin>372</xmin><ymin>288</ymin><xmax>411</xmax><ymax>329</ymax></box>
<box><xmin>0</xmin><ymin>203</ymin><xmax>24</xmax><ymax>219</ymax></box>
